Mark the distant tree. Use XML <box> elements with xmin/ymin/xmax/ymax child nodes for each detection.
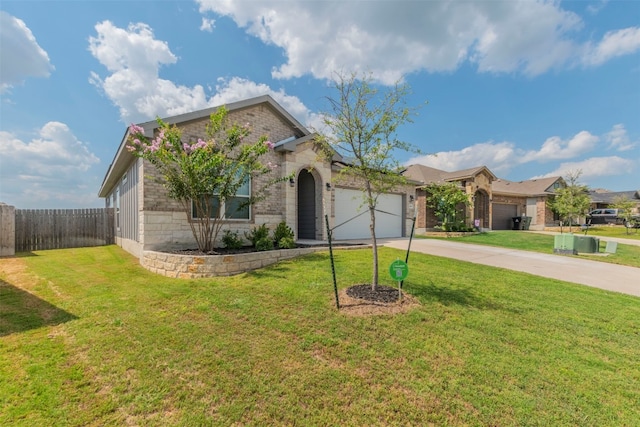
<box><xmin>547</xmin><ymin>171</ymin><xmax>590</xmax><ymax>233</ymax></box>
<box><xmin>318</xmin><ymin>72</ymin><xmax>424</xmax><ymax>290</ymax></box>
<box><xmin>611</xmin><ymin>196</ymin><xmax>637</xmax><ymax>234</ymax></box>
<box><xmin>424</xmin><ymin>182</ymin><xmax>470</xmax><ymax>232</ymax></box>
<box><xmin>127</xmin><ymin>106</ymin><xmax>286</xmax><ymax>252</ymax></box>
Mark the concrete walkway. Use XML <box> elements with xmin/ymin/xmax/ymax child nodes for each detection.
<box><xmin>379</xmin><ymin>237</ymin><xmax>640</xmax><ymax>297</ymax></box>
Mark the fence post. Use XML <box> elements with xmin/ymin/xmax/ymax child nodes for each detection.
<box><xmin>0</xmin><ymin>203</ymin><xmax>16</xmax><ymax>256</ymax></box>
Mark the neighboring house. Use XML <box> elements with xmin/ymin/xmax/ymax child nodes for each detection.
<box><xmin>491</xmin><ymin>177</ymin><xmax>564</xmax><ymax>230</ymax></box>
<box><xmin>588</xmin><ymin>190</ymin><xmax>640</xmax><ymax>216</ymax></box>
<box><xmin>98</xmin><ymin>95</ymin><xmax>415</xmax><ymax>258</ymax></box>
<box><xmin>403</xmin><ymin>164</ymin><xmax>564</xmax><ymax>232</ymax></box>
<box><xmin>403</xmin><ymin>164</ymin><xmax>496</xmax><ymax>232</ymax></box>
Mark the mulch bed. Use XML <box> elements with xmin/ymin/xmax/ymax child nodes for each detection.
<box><xmin>346</xmin><ymin>284</ymin><xmax>401</xmax><ymax>303</ymax></box>
<box><xmin>338</xmin><ymin>284</ymin><xmax>421</xmax><ymax>317</ymax></box>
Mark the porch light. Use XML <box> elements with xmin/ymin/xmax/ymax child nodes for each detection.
<box><xmin>409</xmin><ymin>195</ymin><xmax>414</xmax><ymax>202</ymax></box>
<box><xmin>289</xmin><ymin>177</ymin><xmax>295</xmax><ymax>187</ymax></box>
<box><xmin>326</xmin><ymin>182</ymin><xmax>332</xmax><ymax>191</ymax></box>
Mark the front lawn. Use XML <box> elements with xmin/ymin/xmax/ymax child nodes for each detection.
<box><xmin>1</xmin><ymin>246</ymin><xmax>638</xmax><ymax>425</ymax></box>
<box><xmin>423</xmin><ymin>230</ymin><xmax>640</xmax><ymax>268</ymax></box>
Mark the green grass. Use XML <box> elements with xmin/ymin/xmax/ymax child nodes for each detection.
<box><xmin>581</xmin><ymin>225</ymin><xmax>640</xmax><ymax>240</ymax></box>
<box><xmin>422</xmin><ymin>230</ymin><xmax>640</xmax><ymax>268</ymax></box>
<box><xmin>1</xmin><ymin>245</ymin><xmax>639</xmax><ymax>425</ymax></box>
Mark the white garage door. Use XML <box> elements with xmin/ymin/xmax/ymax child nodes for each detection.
<box><xmin>333</xmin><ymin>188</ymin><xmax>403</xmax><ymax>240</ymax></box>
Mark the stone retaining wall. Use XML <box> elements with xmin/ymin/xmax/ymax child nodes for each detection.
<box><xmin>142</xmin><ymin>246</ymin><xmax>333</xmax><ymax>278</ymax></box>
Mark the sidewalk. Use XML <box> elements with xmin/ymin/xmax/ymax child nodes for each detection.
<box><xmin>379</xmin><ymin>238</ymin><xmax>640</xmax><ymax>297</ymax></box>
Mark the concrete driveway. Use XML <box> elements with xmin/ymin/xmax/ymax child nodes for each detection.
<box><xmin>379</xmin><ymin>237</ymin><xmax>640</xmax><ymax>297</ymax></box>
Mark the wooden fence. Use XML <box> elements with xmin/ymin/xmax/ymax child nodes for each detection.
<box><xmin>15</xmin><ymin>208</ymin><xmax>115</xmax><ymax>252</ymax></box>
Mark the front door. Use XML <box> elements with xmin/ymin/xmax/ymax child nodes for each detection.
<box><xmin>297</xmin><ymin>170</ymin><xmax>316</xmax><ymax>239</ymax></box>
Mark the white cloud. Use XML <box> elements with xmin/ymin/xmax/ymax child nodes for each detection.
<box><xmin>88</xmin><ymin>21</ymin><xmax>321</xmax><ymax>131</ymax></box>
<box><xmin>605</xmin><ymin>124</ymin><xmax>637</xmax><ymax>151</ymax></box>
<box><xmin>197</xmin><ymin>0</ymin><xmax>636</xmax><ymax>82</ymax></box>
<box><xmin>587</xmin><ymin>0</ymin><xmax>609</xmax><ymax>15</ymax></box>
<box><xmin>200</xmin><ymin>17</ymin><xmax>215</xmax><ymax>32</ymax></box>
<box><xmin>0</xmin><ymin>11</ymin><xmax>54</xmax><ymax>93</ymax></box>
<box><xmin>582</xmin><ymin>27</ymin><xmax>640</xmax><ymax>66</ymax></box>
<box><xmin>89</xmin><ymin>20</ymin><xmax>209</xmax><ymax>123</ymax></box>
<box><xmin>406</xmin><ymin>141</ymin><xmax>520</xmax><ymax>175</ymax></box>
<box><xmin>209</xmin><ymin>77</ymin><xmax>324</xmax><ymax>131</ymax></box>
<box><xmin>406</xmin><ymin>129</ymin><xmax>608</xmax><ymax>176</ymax></box>
<box><xmin>0</xmin><ymin>123</ymin><xmax>101</xmax><ymax>208</ymax></box>
<box><xmin>525</xmin><ymin>131</ymin><xmax>599</xmax><ymax>161</ymax></box>
<box><xmin>531</xmin><ymin>156</ymin><xmax>635</xmax><ymax>180</ymax></box>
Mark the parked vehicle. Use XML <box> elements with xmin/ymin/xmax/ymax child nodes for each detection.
<box><xmin>586</xmin><ymin>209</ymin><xmax>623</xmax><ymax>225</ymax></box>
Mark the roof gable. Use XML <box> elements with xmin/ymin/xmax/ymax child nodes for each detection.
<box><xmin>99</xmin><ymin>95</ymin><xmax>310</xmax><ymax>198</ymax></box>
<box><xmin>492</xmin><ymin>176</ymin><xmax>564</xmax><ymax>196</ymax></box>
<box><xmin>403</xmin><ymin>164</ymin><xmax>497</xmax><ymax>185</ymax></box>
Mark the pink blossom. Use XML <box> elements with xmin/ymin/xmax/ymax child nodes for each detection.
<box><xmin>267</xmin><ymin>161</ymin><xmax>278</xmax><ymax>170</ymax></box>
<box><xmin>129</xmin><ymin>124</ymin><xmax>144</xmax><ymax>135</ymax></box>
<box><xmin>264</xmin><ymin>140</ymin><xmax>275</xmax><ymax>150</ymax></box>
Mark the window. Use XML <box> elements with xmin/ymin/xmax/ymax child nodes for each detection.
<box><xmin>192</xmin><ymin>177</ymin><xmax>251</xmax><ymax>220</ymax></box>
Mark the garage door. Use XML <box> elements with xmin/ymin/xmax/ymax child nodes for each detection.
<box><xmin>492</xmin><ymin>203</ymin><xmax>517</xmax><ymax>230</ymax></box>
<box><xmin>333</xmin><ymin>189</ymin><xmax>403</xmax><ymax>240</ymax></box>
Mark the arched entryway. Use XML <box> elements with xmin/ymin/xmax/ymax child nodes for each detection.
<box><xmin>473</xmin><ymin>190</ymin><xmax>490</xmax><ymax>229</ymax></box>
<box><xmin>297</xmin><ymin>169</ymin><xmax>316</xmax><ymax>239</ymax></box>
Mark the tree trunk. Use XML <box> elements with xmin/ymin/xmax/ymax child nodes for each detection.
<box><xmin>366</xmin><ymin>183</ymin><xmax>378</xmax><ymax>291</ymax></box>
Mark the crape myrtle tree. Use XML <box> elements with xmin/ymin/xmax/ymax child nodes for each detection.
<box><xmin>318</xmin><ymin>72</ymin><xmax>423</xmax><ymax>290</ymax></box>
<box><xmin>547</xmin><ymin>170</ymin><xmax>590</xmax><ymax>233</ymax></box>
<box><xmin>424</xmin><ymin>182</ymin><xmax>470</xmax><ymax>232</ymax></box>
<box><xmin>127</xmin><ymin>106</ymin><xmax>286</xmax><ymax>253</ymax></box>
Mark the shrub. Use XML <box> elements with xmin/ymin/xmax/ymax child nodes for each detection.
<box><xmin>273</xmin><ymin>221</ymin><xmax>294</xmax><ymax>245</ymax></box>
<box><xmin>222</xmin><ymin>229</ymin><xmax>243</xmax><ymax>250</ymax></box>
<box><xmin>245</xmin><ymin>224</ymin><xmax>270</xmax><ymax>248</ymax></box>
<box><xmin>277</xmin><ymin>236</ymin><xmax>296</xmax><ymax>249</ymax></box>
<box><xmin>256</xmin><ymin>236</ymin><xmax>274</xmax><ymax>252</ymax></box>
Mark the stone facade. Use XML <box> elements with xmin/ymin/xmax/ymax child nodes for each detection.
<box><xmin>142</xmin><ymin>246</ymin><xmax>334</xmax><ymax>278</ymax></box>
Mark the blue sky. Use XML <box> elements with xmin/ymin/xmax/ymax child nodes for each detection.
<box><xmin>1</xmin><ymin>0</ymin><xmax>639</xmax><ymax>209</ymax></box>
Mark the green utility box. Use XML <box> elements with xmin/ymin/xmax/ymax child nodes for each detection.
<box><xmin>553</xmin><ymin>234</ymin><xmax>576</xmax><ymax>255</ymax></box>
<box><xmin>574</xmin><ymin>236</ymin><xmax>599</xmax><ymax>253</ymax></box>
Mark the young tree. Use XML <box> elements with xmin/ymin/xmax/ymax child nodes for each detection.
<box><xmin>547</xmin><ymin>171</ymin><xmax>590</xmax><ymax>233</ymax></box>
<box><xmin>127</xmin><ymin>106</ymin><xmax>284</xmax><ymax>252</ymax></box>
<box><xmin>424</xmin><ymin>182</ymin><xmax>470</xmax><ymax>232</ymax></box>
<box><xmin>611</xmin><ymin>195</ymin><xmax>637</xmax><ymax>235</ymax></box>
<box><xmin>318</xmin><ymin>72</ymin><xmax>423</xmax><ymax>290</ymax></box>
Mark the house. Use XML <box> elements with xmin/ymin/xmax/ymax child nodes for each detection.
<box><xmin>403</xmin><ymin>164</ymin><xmax>564</xmax><ymax>232</ymax></box>
<box><xmin>403</xmin><ymin>164</ymin><xmax>496</xmax><ymax>232</ymax></box>
<box><xmin>98</xmin><ymin>95</ymin><xmax>415</xmax><ymax>258</ymax></box>
<box><xmin>491</xmin><ymin>177</ymin><xmax>564</xmax><ymax>230</ymax></box>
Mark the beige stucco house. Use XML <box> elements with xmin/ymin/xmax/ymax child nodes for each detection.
<box><xmin>98</xmin><ymin>95</ymin><xmax>415</xmax><ymax>258</ymax></box>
